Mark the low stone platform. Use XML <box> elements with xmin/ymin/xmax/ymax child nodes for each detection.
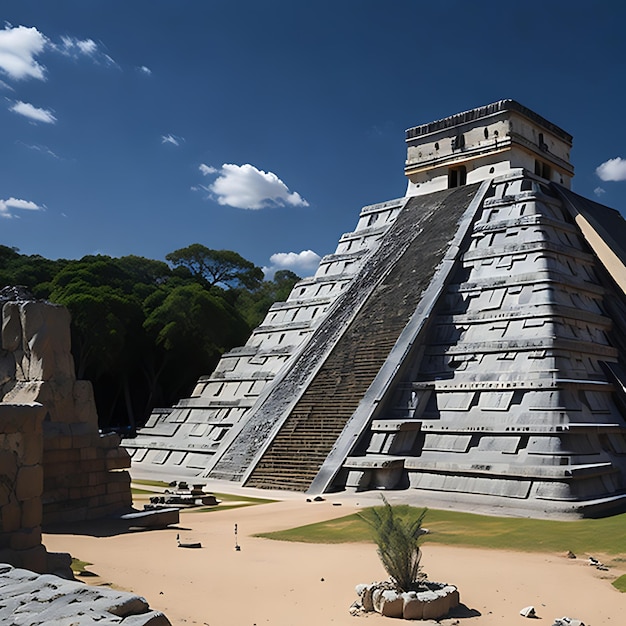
<box><xmin>120</xmin><ymin>508</ymin><xmax>180</xmax><ymax>529</ymax></box>
<box><xmin>0</xmin><ymin>563</ymin><xmax>171</xmax><ymax>625</ymax></box>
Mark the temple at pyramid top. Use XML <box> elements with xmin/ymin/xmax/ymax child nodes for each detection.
<box><xmin>404</xmin><ymin>99</ymin><xmax>574</xmax><ymax>195</ymax></box>
<box><xmin>127</xmin><ymin>101</ymin><xmax>626</xmax><ymax>519</ymax></box>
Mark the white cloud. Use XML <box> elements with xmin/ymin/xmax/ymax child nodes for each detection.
<box><xmin>199</xmin><ymin>163</ymin><xmax>217</xmax><ymax>175</ymax></box>
<box><xmin>263</xmin><ymin>250</ymin><xmax>321</xmax><ymax>279</ymax></box>
<box><xmin>202</xmin><ymin>163</ymin><xmax>309</xmax><ymax>210</ymax></box>
<box><xmin>0</xmin><ymin>25</ymin><xmax>117</xmax><ymax>85</ymax></box>
<box><xmin>59</xmin><ymin>35</ymin><xmax>98</xmax><ymax>57</ymax></box>
<box><xmin>594</xmin><ymin>186</ymin><xmax>606</xmax><ymax>197</ymax></box>
<box><xmin>0</xmin><ymin>196</ymin><xmax>44</xmax><ymax>218</ymax></box>
<box><xmin>138</xmin><ymin>65</ymin><xmax>152</xmax><ymax>75</ymax></box>
<box><xmin>17</xmin><ymin>141</ymin><xmax>60</xmax><ymax>159</ymax></box>
<box><xmin>10</xmin><ymin>100</ymin><xmax>56</xmax><ymax>124</ymax></box>
<box><xmin>0</xmin><ymin>25</ymin><xmax>47</xmax><ymax>81</ymax></box>
<box><xmin>161</xmin><ymin>134</ymin><xmax>183</xmax><ymax>146</ymax></box>
<box><xmin>596</xmin><ymin>157</ymin><xmax>626</xmax><ymax>182</ymax></box>
<box><xmin>55</xmin><ymin>35</ymin><xmax>116</xmax><ymax>66</ymax></box>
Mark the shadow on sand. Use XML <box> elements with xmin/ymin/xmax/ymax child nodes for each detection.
<box><xmin>43</xmin><ymin>518</ymin><xmax>189</xmax><ymax>538</ymax></box>
<box><xmin>448</xmin><ymin>603</ymin><xmax>482</xmax><ymax>619</ymax></box>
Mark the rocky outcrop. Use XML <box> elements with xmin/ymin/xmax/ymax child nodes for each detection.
<box><xmin>0</xmin><ymin>563</ymin><xmax>171</xmax><ymax>625</ymax></box>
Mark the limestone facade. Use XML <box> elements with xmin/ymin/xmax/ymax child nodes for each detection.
<box><xmin>404</xmin><ymin>100</ymin><xmax>574</xmax><ymax>196</ymax></box>
<box><xmin>128</xmin><ymin>101</ymin><xmax>626</xmax><ymax>517</ymax></box>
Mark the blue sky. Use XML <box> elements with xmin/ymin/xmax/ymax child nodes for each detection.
<box><xmin>1</xmin><ymin>1</ymin><xmax>625</xmax><ymax>278</ymax></box>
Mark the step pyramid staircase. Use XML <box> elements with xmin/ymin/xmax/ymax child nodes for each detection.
<box><xmin>128</xmin><ymin>100</ymin><xmax>626</xmax><ymax>516</ymax></box>
<box><xmin>220</xmin><ymin>183</ymin><xmax>483</xmax><ymax>489</ymax></box>
<box><xmin>324</xmin><ymin>172</ymin><xmax>626</xmax><ymax>516</ymax></box>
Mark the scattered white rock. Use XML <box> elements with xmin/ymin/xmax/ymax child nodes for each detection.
<box><xmin>520</xmin><ymin>605</ymin><xmax>536</xmax><ymax>618</ymax></box>
<box><xmin>552</xmin><ymin>617</ymin><xmax>586</xmax><ymax>626</ymax></box>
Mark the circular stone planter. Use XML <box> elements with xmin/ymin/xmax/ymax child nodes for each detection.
<box><xmin>355</xmin><ymin>580</ymin><xmax>459</xmax><ymax>620</ymax></box>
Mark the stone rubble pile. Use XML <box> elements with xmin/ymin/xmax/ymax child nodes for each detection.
<box><xmin>147</xmin><ymin>481</ymin><xmax>219</xmax><ymax>509</ymax></box>
<box><xmin>0</xmin><ymin>563</ymin><xmax>171</xmax><ymax>625</ymax></box>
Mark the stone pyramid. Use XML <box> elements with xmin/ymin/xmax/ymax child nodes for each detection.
<box><xmin>127</xmin><ymin>100</ymin><xmax>626</xmax><ymax>517</ymax></box>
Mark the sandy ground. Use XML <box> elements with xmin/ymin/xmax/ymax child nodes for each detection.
<box><xmin>42</xmin><ymin>488</ymin><xmax>625</xmax><ymax>626</ymax></box>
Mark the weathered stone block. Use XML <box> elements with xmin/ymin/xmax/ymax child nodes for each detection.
<box><xmin>3</xmin><ymin>379</ymin><xmax>45</xmax><ymax>404</ymax></box>
<box><xmin>1</xmin><ymin>500</ymin><xmax>21</xmax><ymax>532</ymax></box>
<box><xmin>1</xmin><ymin>544</ymin><xmax>47</xmax><ymax>573</ymax></box>
<box><xmin>21</xmin><ymin>428</ymin><xmax>43</xmax><ymax>466</ymax></box>
<box><xmin>71</xmin><ymin>432</ymin><xmax>94</xmax><ymax>450</ymax></box>
<box><xmin>0</xmin><ymin>450</ymin><xmax>17</xmax><ymax>478</ymax></box>
<box><xmin>0</xmin><ymin>352</ymin><xmax>16</xmax><ymax>386</ymax></box>
<box><xmin>15</xmin><ymin>465</ymin><xmax>43</xmax><ymax>501</ymax></box>
<box><xmin>20</xmin><ymin>301</ymin><xmax>74</xmax><ymax>381</ymax></box>
<box><xmin>402</xmin><ymin>591</ymin><xmax>423</xmax><ymax>619</ymax></box>
<box><xmin>0</xmin><ymin>482</ymin><xmax>11</xmax><ymax>507</ymax></box>
<box><xmin>73</xmin><ymin>380</ymin><xmax>98</xmax><ymax>424</ymax></box>
<box><xmin>44</xmin><ymin>448</ymin><xmax>80</xmax><ymax>465</ymax></box>
<box><xmin>122</xmin><ymin>612</ymin><xmax>172</xmax><ymax>626</ymax></box>
<box><xmin>20</xmin><ymin>497</ymin><xmax>42</xmax><ymax>528</ymax></box>
<box><xmin>443</xmin><ymin>585</ymin><xmax>459</xmax><ymax>608</ymax></box>
<box><xmin>421</xmin><ymin>590</ymin><xmax>445</xmax><ymax>620</ymax></box>
<box><xmin>355</xmin><ymin>584</ymin><xmax>374</xmax><ymax>611</ymax></box>
<box><xmin>377</xmin><ymin>589</ymin><xmax>404</xmax><ymax>618</ymax></box>
<box><xmin>79</xmin><ymin>446</ymin><xmax>98</xmax><ymax>461</ymax></box>
<box><xmin>78</xmin><ymin>458</ymin><xmax>106</xmax><ymax>475</ymax></box>
<box><xmin>9</xmin><ymin>527</ymin><xmax>41</xmax><ymax>550</ymax></box>
<box><xmin>120</xmin><ymin>508</ymin><xmax>179</xmax><ymax>528</ymax></box>
<box><xmin>92</xmin><ymin>589</ymin><xmax>149</xmax><ymax>616</ymax></box>
<box><xmin>2</xmin><ymin>302</ymin><xmax>22</xmax><ymax>351</ymax></box>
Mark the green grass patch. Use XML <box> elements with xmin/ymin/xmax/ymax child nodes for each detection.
<box><xmin>256</xmin><ymin>505</ymin><xmax>626</xmax><ymax>555</ymax></box>
<box><xmin>131</xmin><ymin>479</ymin><xmax>170</xmax><ymax>488</ymax></box>
<box><xmin>612</xmin><ymin>574</ymin><xmax>626</xmax><ymax>592</ymax></box>
<box><xmin>71</xmin><ymin>557</ymin><xmax>95</xmax><ymax>575</ymax></box>
<box><xmin>187</xmin><ymin>492</ymin><xmax>276</xmax><ymax>513</ymax></box>
<box><xmin>130</xmin><ymin>481</ymin><xmax>275</xmax><ymax>512</ymax></box>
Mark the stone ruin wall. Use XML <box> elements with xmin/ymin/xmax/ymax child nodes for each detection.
<box><xmin>0</xmin><ymin>298</ymin><xmax>132</xmax><ymax>527</ymax></box>
<box><xmin>0</xmin><ymin>402</ymin><xmax>48</xmax><ymax>572</ymax></box>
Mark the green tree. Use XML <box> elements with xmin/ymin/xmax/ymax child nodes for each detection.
<box><xmin>143</xmin><ymin>283</ymin><xmax>250</xmax><ymax>402</ymax></box>
<box><xmin>47</xmin><ymin>255</ymin><xmax>156</xmax><ymax>428</ymax></box>
<box><xmin>360</xmin><ymin>496</ymin><xmax>428</xmax><ymax>592</ymax></box>
<box><xmin>0</xmin><ymin>247</ymin><xmax>68</xmax><ymax>298</ymax></box>
<box><xmin>0</xmin><ymin>245</ymin><xmax>296</xmax><ymax>430</ymax></box>
<box><xmin>235</xmin><ymin>269</ymin><xmax>301</xmax><ymax>327</ymax></box>
<box><xmin>166</xmin><ymin>244</ymin><xmax>264</xmax><ymax>289</ymax></box>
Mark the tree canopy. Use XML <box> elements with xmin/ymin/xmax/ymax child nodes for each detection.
<box><xmin>0</xmin><ymin>246</ymin><xmax>300</xmax><ymax>431</ymax></box>
<box><xmin>166</xmin><ymin>244</ymin><xmax>264</xmax><ymax>289</ymax></box>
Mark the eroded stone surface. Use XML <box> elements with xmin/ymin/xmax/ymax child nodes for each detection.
<box><xmin>0</xmin><ymin>563</ymin><xmax>172</xmax><ymax>625</ymax></box>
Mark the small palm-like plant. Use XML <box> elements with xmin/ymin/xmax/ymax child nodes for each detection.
<box><xmin>360</xmin><ymin>496</ymin><xmax>428</xmax><ymax>592</ymax></box>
